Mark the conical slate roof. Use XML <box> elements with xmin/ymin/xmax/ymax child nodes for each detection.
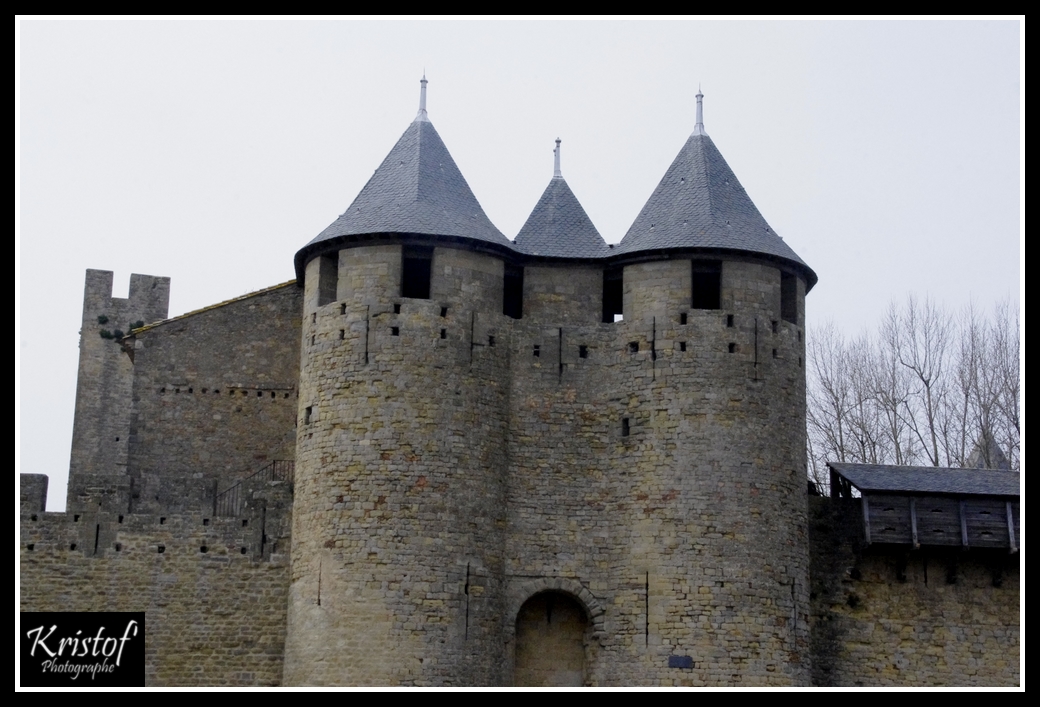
<box><xmin>298</xmin><ymin>116</ymin><xmax>511</xmax><ymax>263</ymax></box>
<box><xmin>514</xmin><ymin>176</ymin><xmax>609</xmax><ymax>258</ymax></box>
<box><xmin>615</xmin><ymin>131</ymin><xmax>815</xmax><ymax>285</ymax></box>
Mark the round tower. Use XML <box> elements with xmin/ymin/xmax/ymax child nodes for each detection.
<box><xmin>598</xmin><ymin>88</ymin><xmax>815</xmax><ymax>685</ymax></box>
<box><xmin>284</xmin><ymin>78</ymin><xmax>516</xmax><ymax>685</ymax></box>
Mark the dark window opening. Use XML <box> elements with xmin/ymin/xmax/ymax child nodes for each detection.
<box><xmin>727</xmin><ymin>314</ymin><xmax>734</xmax><ymax>328</ymax></box>
<box><xmin>488</xmin><ymin>335</ymin><xmax>495</xmax><ymax>347</ymax></box>
<box><xmin>579</xmin><ymin>345</ymin><xmax>588</xmax><ymax>359</ymax></box>
<box><xmin>504</xmin><ymin>264</ymin><xmax>524</xmax><ymax>320</ymax></box>
<box><xmin>680</xmin><ymin>312</ymin><xmax>687</xmax><ymax>325</ymax></box>
<box><xmin>305</xmin><ymin>406</ymin><xmax>313</xmax><ymax>425</ymax></box>
<box><xmin>317</xmin><ymin>253</ymin><xmax>338</xmax><ymax>307</ymax></box>
<box><xmin>203</xmin><ymin>518</ymin><xmax>210</xmax><ymax>526</ymax></box>
<box><xmin>728</xmin><ymin>343</ymin><xmax>737</xmax><ymax>354</ymax></box>
<box><xmin>781</xmin><ymin>272</ymin><xmax>798</xmax><ymax>325</ymax></box>
<box><xmin>311</xmin><ymin>313</ymin><xmax>316</xmax><ymax>323</ymax></box>
<box><xmin>533</xmin><ymin>345</ymin><xmax>541</xmax><ymax>358</ymax></box>
<box><xmin>159</xmin><ymin>517</ymin><xmax>165</xmax><ymax>525</ymax></box>
<box><xmin>772</xmin><ymin>349</ymin><xmax>778</xmax><ymax>359</ymax></box>
<box><xmin>200</xmin><ymin>546</ymin><xmax>208</xmax><ymax>553</ymax></box>
<box><xmin>440</xmin><ymin>329</ymin><xmax>446</xmax><ymax>339</ymax></box>
<box><xmin>772</xmin><ymin>320</ymin><xmax>779</xmax><ymax>334</ymax></box>
<box><xmin>680</xmin><ymin>341</ymin><xmax>687</xmax><ymax>352</ymax></box>
<box><xmin>391</xmin><ymin>327</ymin><xmax>400</xmax><ymax>336</ymax></box>
<box><xmin>602</xmin><ymin>267</ymin><xmax>624</xmax><ymax>323</ymax></box>
<box><xmin>339</xmin><ymin>330</ymin><xmax>345</xmax><ymax>340</ymax></box>
<box><xmin>691</xmin><ymin>261</ymin><xmax>721</xmax><ymax>310</ymax></box>
<box><xmin>158</xmin><ymin>545</ymin><xmax>165</xmax><ymax>554</ymax></box>
<box><xmin>622</xmin><ymin>418</ymin><xmax>630</xmax><ymax>437</ymax></box>
<box><xmin>70</xmin><ymin>543</ymin><xmax>77</xmax><ymax>551</ymax></box>
<box><xmin>402</xmin><ymin>246</ymin><xmax>433</xmax><ymax>299</ymax></box>
<box><xmin>393</xmin><ymin>303</ymin><xmax>401</xmax><ymax>314</ymax></box>
<box><xmin>440</xmin><ymin>306</ymin><xmax>448</xmax><ymax>318</ymax></box>
<box><xmin>241</xmin><ymin>547</ymin><xmax>248</xmax><ymax>554</ymax></box>
<box><xmin>340</xmin><ymin>303</ymin><xmax>347</xmax><ymax>315</ymax></box>
<box><xmin>118</xmin><ymin>515</ymin><xmax>124</xmax><ymax>524</ymax></box>
<box><xmin>629</xmin><ymin>341</ymin><xmax>639</xmax><ymax>353</ymax></box>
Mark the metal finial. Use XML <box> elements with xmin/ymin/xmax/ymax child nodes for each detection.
<box><xmin>553</xmin><ymin>138</ymin><xmax>562</xmax><ymax>179</ymax></box>
<box><xmin>693</xmin><ymin>86</ymin><xmax>706</xmax><ymax>136</ymax></box>
<box><xmin>416</xmin><ymin>74</ymin><xmax>429</xmax><ymax>122</ymax></box>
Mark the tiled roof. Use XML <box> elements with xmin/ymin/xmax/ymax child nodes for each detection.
<box><xmin>615</xmin><ymin>133</ymin><xmax>816</xmax><ymax>286</ymax></box>
<box><xmin>514</xmin><ymin>177</ymin><xmax>609</xmax><ymax>259</ymax></box>
<box><xmin>301</xmin><ymin>119</ymin><xmax>511</xmax><ymax>254</ymax></box>
<box><xmin>828</xmin><ymin>462</ymin><xmax>1020</xmax><ymax>497</ymax></box>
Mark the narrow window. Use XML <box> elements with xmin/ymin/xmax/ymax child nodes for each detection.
<box><xmin>440</xmin><ymin>306</ymin><xmax>448</xmax><ymax>318</ymax></box>
<box><xmin>393</xmin><ymin>303</ymin><xmax>401</xmax><ymax>314</ymax></box>
<box><xmin>503</xmin><ymin>264</ymin><xmax>524</xmax><ymax>319</ymax></box>
<box><xmin>679</xmin><ymin>341</ymin><xmax>686</xmax><ymax>352</ymax></box>
<box><xmin>772</xmin><ymin>348</ymin><xmax>778</xmax><ymax>359</ymax></box>
<box><xmin>339</xmin><ymin>329</ymin><xmax>345</xmax><ymax>340</ymax></box>
<box><xmin>488</xmin><ymin>335</ymin><xmax>495</xmax><ymax>347</ymax></box>
<box><xmin>340</xmin><ymin>303</ymin><xmax>347</xmax><ymax>315</ymax></box>
<box><xmin>780</xmin><ymin>272</ymin><xmax>798</xmax><ymax>325</ymax></box>
<box><xmin>579</xmin><ymin>345</ymin><xmax>588</xmax><ymax>359</ymax></box>
<box><xmin>533</xmin><ymin>345</ymin><xmax>541</xmax><ymax>358</ymax></box>
<box><xmin>391</xmin><ymin>327</ymin><xmax>400</xmax><ymax>336</ymax></box>
<box><xmin>305</xmin><ymin>406</ymin><xmax>313</xmax><ymax>425</ymax></box>
<box><xmin>726</xmin><ymin>314</ymin><xmax>734</xmax><ymax>328</ymax></box>
<box><xmin>728</xmin><ymin>343</ymin><xmax>737</xmax><ymax>354</ymax></box>
<box><xmin>622</xmin><ymin>418</ymin><xmax>630</xmax><ymax>437</ymax></box>
<box><xmin>401</xmin><ymin>245</ymin><xmax>433</xmax><ymax>299</ymax></box>
<box><xmin>317</xmin><ymin>253</ymin><xmax>338</xmax><ymax>307</ymax></box>
<box><xmin>771</xmin><ymin>320</ymin><xmax>779</xmax><ymax>334</ymax></box>
<box><xmin>629</xmin><ymin>341</ymin><xmax>639</xmax><ymax>353</ymax></box>
<box><xmin>602</xmin><ymin>267</ymin><xmax>624</xmax><ymax>323</ymax></box>
<box><xmin>680</xmin><ymin>312</ymin><xmax>687</xmax><ymax>325</ymax></box>
<box><xmin>691</xmin><ymin>260</ymin><xmax>722</xmax><ymax>310</ymax></box>
<box><xmin>440</xmin><ymin>329</ymin><xmax>446</xmax><ymax>339</ymax></box>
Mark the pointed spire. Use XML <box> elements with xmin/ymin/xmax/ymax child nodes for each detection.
<box><xmin>693</xmin><ymin>85</ymin><xmax>706</xmax><ymax>136</ymax></box>
<box><xmin>415</xmin><ymin>74</ymin><xmax>429</xmax><ymax>123</ymax></box>
<box><xmin>553</xmin><ymin>138</ymin><xmax>562</xmax><ymax>179</ymax></box>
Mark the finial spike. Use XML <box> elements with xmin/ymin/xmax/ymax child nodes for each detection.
<box><xmin>693</xmin><ymin>86</ymin><xmax>706</xmax><ymax>136</ymax></box>
<box><xmin>416</xmin><ymin>74</ymin><xmax>429</xmax><ymax>122</ymax></box>
<box><xmin>553</xmin><ymin>138</ymin><xmax>562</xmax><ymax>179</ymax></box>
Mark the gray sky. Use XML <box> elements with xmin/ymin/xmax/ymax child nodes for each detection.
<box><xmin>17</xmin><ymin>19</ymin><xmax>1022</xmax><ymax>510</ymax></box>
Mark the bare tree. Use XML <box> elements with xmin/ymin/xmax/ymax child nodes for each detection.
<box><xmin>807</xmin><ymin>295</ymin><xmax>1020</xmax><ymax>489</ymax></box>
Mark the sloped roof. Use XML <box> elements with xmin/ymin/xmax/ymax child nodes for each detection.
<box><xmin>615</xmin><ymin>132</ymin><xmax>816</xmax><ymax>287</ymax></box>
<box><xmin>828</xmin><ymin>462</ymin><xmax>1020</xmax><ymax>497</ymax></box>
<box><xmin>297</xmin><ymin>117</ymin><xmax>511</xmax><ymax>269</ymax></box>
<box><xmin>514</xmin><ymin>177</ymin><xmax>609</xmax><ymax>258</ymax></box>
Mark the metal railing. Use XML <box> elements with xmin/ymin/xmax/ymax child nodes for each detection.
<box><xmin>213</xmin><ymin>460</ymin><xmax>294</xmax><ymax>516</ymax></box>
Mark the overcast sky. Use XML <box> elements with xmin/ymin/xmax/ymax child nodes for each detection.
<box><xmin>17</xmin><ymin>19</ymin><xmax>1022</xmax><ymax>510</ymax></box>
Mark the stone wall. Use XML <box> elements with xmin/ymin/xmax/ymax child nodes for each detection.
<box><xmin>289</xmin><ymin>245</ymin><xmax>810</xmax><ymax>686</ymax></box>
<box><xmin>67</xmin><ymin>270</ymin><xmax>170</xmax><ymax>513</ymax></box>
<box><xmin>20</xmin><ymin>480</ymin><xmax>293</xmax><ymax>687</ymax></box>
<box><xmin>809</xmin><ymin>497</ymin><xmax>1020</xmax><ymax>686</ymax></box>
<box><xmin>504</xmin><ymin>257</ymin><xmax>810</xmax><ymax>686</ymax></box>
<box><xmin>287</xmin><ymin>244</ymin><xmax>511</xmax><ymax>685</ymax></box>
<box><xmin>125</xmin><ymin>283</ymin><xmax>302</xmax><ymax>514</ymax></box>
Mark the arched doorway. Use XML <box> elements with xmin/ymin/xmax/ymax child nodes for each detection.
<box><xmin>514</xmin><ymin>591</ymin><xmax>588</xmax><ymax>686</ymax></box>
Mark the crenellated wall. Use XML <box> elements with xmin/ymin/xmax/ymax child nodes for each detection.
<box><xmin>20</xmin><ymin>480</ymin><xmax>293</xmax><ymax>686</ymax></box>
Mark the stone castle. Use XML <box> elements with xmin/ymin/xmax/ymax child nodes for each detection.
<box><xmin>19</xmin><ymin>79</ymin><xmax>1020</xmax><ymax>687</ymax></box>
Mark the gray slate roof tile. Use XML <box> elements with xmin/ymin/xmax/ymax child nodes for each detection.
<box><xmin>514</xmin><ymin>177</ymin><xmax>609</xmax><ymax>258</ymax></box>
<box><xmin>303</xmin><ymin>119</ymin><xmax>511</xmax><ymax>250</ymax></box>
<box><xmin>828</xmin><ymin>462</ymin><xmax>1020</xmax><ymax>497</ymax></box>
<box><xmin>616</xmin><ymin>133</ymin><xmax>815</xmax><ymax>285</ymax></box>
